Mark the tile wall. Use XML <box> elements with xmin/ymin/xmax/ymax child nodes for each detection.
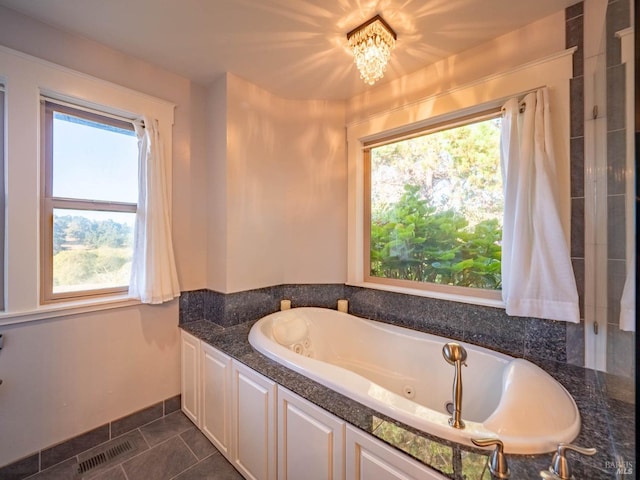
<box><xmin>180</xmin><ymin>284</ymin><xmax>570</xmax><ymax>364</ymax></box>
<box><xmin>567</xmin><ymin>1</ymin><xmax>587</xmax><ymax>367</ymax></box>
<box><xmin>605</xmin><ymin>0</ymin><xmax>634</xmax><ymax>378</ymax></box>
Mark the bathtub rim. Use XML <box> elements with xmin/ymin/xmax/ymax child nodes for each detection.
<box><xmin>248</xmin><ymin>306</ymin><xmax>581</xmax><ymax>454</ymax></box>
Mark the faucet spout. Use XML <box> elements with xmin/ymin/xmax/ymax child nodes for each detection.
<box><xmin>442</xmin><ymin>342</ymin><xmax>467</xmax><ymax>429</ymax></box>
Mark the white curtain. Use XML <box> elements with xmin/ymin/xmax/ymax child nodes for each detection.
<box><xmin>130</xmin><ymin>117</ymin><xmax>180</xmax><ymax>304</ymax></box>
<box><xmin>500</xmin><ymin>88</ymin><xmax>580</xmax><ymax>323</ymax></box>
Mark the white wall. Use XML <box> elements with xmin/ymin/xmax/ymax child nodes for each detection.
<box><xmin>206</xmin><ymin>75</ymin><xmax>229</xmax><ymax>291</ymax></box>
<box><xmin>0</xmin><ymin>303</ymin><xmax>179</xmax><ymax>467</ymax></box>
<box><xmin>280</xmin><ymin>96</ymin><xmax>347</xmax><ymax>284</ymax></box>
<box><xmin>207</xmin><ymin>74</ymin><xmax>347</xmax><ymax>293</ymax></box>
<box><xmin>347</xmin><ymin>11</ymin><xmax>566</xmax><ymax>122</ymax></box>
<box><xmin>0</xmin><ymin>6</ymin><xmax>206</xmax><ymax>466</ymax></box>
<box><xmin>344</xmin><ymin>10</ymin><xmax>571</xmax><ymax>302</ymax></box>
<box><xmin>0</xmin><ymin>3</ymin><xmax>571</xmax><ymax>468</ymax></box>
<box><xmin>0</xmin><ymin>6</ymin><xmax>209</xmax><ymax>291</ymax></box>
<box><xmin>226</xmin><ymin>74</ymin><xmax>287</xmax><ymax>292</ymax></box>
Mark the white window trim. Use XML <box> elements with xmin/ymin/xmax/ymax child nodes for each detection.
<box><xmin>363</xmin><ymin>108</ymin><xmax>504</xmax><ymax>304</ymax></box>
<box><xmin>0</xmin><ymin>45</ymin><xmax>175</xmax><ymax>324</ymax></box>
<box><xmin>0</xmin><ymin>295</ymin><xmax>141</xmax><ymax>325</ymax></box>
<box><xmin>346</xmin><ymin>48</ymin><xmax>576</xmax><ymax>308</ymax></box>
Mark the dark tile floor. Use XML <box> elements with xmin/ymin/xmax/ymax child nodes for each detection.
<box><xmin>24</xmin><ymin>411</ymin><xmax>244</xmax><ymax>480</ymax></box>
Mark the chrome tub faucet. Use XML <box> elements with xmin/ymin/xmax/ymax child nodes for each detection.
<box><xmin>442</xmin><ymin>342</ymin><xmax>467</xmax><ymax>429</ymax></box>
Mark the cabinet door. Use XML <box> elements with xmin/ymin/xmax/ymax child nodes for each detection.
<box><xmin>345</xmin><ymin>426</ymin><xmax>448</xmax><ymax>480</ymax></box>
<box><xmin>231</xmin><ymin>361</ymin><xmax>277</xmax><ymax>480</ymax></box>
<box><xmin>201</xmin><ymin>342</ymin><xmax>232</xmax><ymax>459</ymax></box>
<box><xmin>278</xmin><ymin>387</ymin><xmax>345</xmax><ymax>480</ymax></box>
<box><xmin>180</xmin><ymin>330</ymin><xmax>200</xmax><ymax>425</ymax></box>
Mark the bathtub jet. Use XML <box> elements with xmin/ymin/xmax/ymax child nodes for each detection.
<box><xmin>248</xmin><ymin>307</ymin><xmax>580</xmax><ymax>455</ymax></box>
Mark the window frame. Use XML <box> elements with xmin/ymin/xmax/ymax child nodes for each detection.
<box><xmin>40</xmin><ymin>99</ymin><xmax>138</xmax><ymax>303</ymax></box>
<box><xmin>0</xmin><ymin>85</ymin><xmax>4</xmax><ymax>311</ymax></box>
<box><xmin>362</xmin><ymin>107</ymin><xmax>504</xmax><ymax>303</ymax></box>
<box><xmin>347</xmin><ymin>50</ymin><xmax>574</xmax><ymax>310</ymax></box>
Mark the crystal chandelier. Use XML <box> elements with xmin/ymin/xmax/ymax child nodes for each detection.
<box><xmin>347</xmin><ymin>15</ymin><xmax>397</xmax><ymax>86</ymax></box>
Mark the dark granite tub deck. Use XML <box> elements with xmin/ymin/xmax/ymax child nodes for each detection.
<box><xmin>181</xmin><ymin>318</ymin><xmax>635</xmax><ymax>480</ymax></box>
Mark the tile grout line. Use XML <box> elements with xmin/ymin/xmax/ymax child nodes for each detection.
<box><xmin>118</xmin><ymin>463</ymin><xmax>130</xmax><ymax>480</ymax></box>
<box><xmin>138</xmin><ymin>427</ymin><xmax>151</xmax><ymax>450</ymax></box>
<box><xmin>177</xmin><ymin>431</ymin><xmax>200</xmax><ymax>462</ymax></box>
<box><xmin>123</xmin><ymin>431</ymin><xmax>196</xmax><ymax>479</ymax></box>
<box><xmin>116</xmin><ymin>429</ymin><xmax>152</xmax><ymax>477</ymax></box>
<box><xmin>167</xmin><ymin>434</ymin><xmax>201</xmax><ymax>480</ymax></box>
<box><xmin>111</xmin><ymin>406</ymin><xmax>177</xmax><ymax>447</ymax></box>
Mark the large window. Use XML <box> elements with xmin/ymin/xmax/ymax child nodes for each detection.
<box><xmin>364</xmin><ymin>111</ymin><xmax>503</xmax><ymax>299</ymax></box>
<box><xmin>41</xmin><ymin>100</ymin><xmax>139</xmax><ymax>302</ymax></box>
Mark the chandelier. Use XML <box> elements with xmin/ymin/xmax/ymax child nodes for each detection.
<box><xmin>347</xmin><ymin>15</ymin><xmax>397</xmax><ymax>86</ymax></box>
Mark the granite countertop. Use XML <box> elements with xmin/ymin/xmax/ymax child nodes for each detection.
<box><xmin>180</xmin><ymin>319</ymin><xmax>635</xmax><ymax>480</ymax></box>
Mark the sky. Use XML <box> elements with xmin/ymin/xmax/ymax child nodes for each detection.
<box><xmin>52</xmin><ymin>113</ymin><xmax>138</xmax><ymax>204</ymax></box>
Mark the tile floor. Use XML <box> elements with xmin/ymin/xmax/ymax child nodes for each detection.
<box><xmin>24</xmin><ymin>411</ymin><xmax>244</xmax><ymax>480</ymax></box>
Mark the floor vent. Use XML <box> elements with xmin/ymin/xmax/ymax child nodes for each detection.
<box><xmin>77</xmin><ymin>440</ymin><xmax>133</xmax><ymax>474</ymax></box>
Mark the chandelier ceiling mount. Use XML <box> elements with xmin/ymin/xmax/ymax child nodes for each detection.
<box><xmin>347</xmin><ymin>14</ymin><xmax>397</xmax><ymax>86</ymax></box>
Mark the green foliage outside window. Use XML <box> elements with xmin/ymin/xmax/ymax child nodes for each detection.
<box><xmin>53</xmin><ymin>215</ymin><xmax>132</xmax><ymax>254</ymax></box>
<box><xmin>370</xmin><ymin>185</ymin><xmax>501</xmax><ymax>289</ymax></box>
<box><xmin>369</xmin><ymin>116</ymin><xmax>502</xmax><ymax>290</ymax></box>
<box><xmin>53</xmin><ymin>214</ymin><xmax>133</xmax><ymax>291</ymax></box>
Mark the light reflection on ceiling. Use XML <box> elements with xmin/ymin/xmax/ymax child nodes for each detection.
<box><xmin>0</xmin><ymin>0</ymin><xmax>578</xmax><ymax>100</ymax></box>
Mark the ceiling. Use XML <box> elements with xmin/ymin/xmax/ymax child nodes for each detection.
<box><xmin>0</xmin><ymin>0</ymin><xmax>577</xmax><ymax>100</ymax></box>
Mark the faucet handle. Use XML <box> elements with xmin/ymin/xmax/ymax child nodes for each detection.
<box><xmin>539</xmin><ymin>471</ymin><xmax>561</xmax><ymax>480</ymax></box>
<box><xmin>548</xmin><ymin>443</ymin><xmax>596</xmax><ymax>480</ymax></box>
<box><xmin>472</xmin><ymin>438</ymin><xmax>510</xmax><ymax>479</ymax></box>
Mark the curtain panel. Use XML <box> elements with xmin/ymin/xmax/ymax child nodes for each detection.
<box><xmin>130</xmin><ymin>118</ymin><xmax>180</xmax><ymax>304</ymax></box>
<box><xmin>500</xmin><ymin>88</ymin><xmax>579</xmax><ymax>323</ymax></box>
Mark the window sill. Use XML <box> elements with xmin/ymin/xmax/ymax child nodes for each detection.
<box><xmin>347</xmin><ymin>281</ymin><xmax>505</xmax><ymax>310</ymax></box>
<box><xmin>0</xmin><ymin>295</ymin><xmax>142</xmax><ymax>326</ymax></box>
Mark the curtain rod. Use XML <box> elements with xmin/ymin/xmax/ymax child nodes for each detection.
<box><xmin>500</xmin><ymin>87</ymin><xmax>547</xmax><ymax>116</ymax></box>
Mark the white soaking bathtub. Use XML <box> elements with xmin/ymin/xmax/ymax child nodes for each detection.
<box><xmin>248</xmin><ymin>307</ymin><xmax>580</xmax><ymax>455</ymax></box>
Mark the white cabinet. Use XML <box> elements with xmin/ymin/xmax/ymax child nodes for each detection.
<box><xmin>345</xmin><ymin>426</ymin><xmax>448</xmax><ymax>480</ymax></box>
<box><xmin>231</xmin><ymin>360</ymin><xmax>277</xmax><ymax>480</ymax></box>
<box><xmin>180</xmin><ymin>330</ymin><xmax>200</xmax><ymax>425</ymax></box>
<box><xmin>278</xmin><ymin>387</ymin><xmax>345</xmax><ymax>480</ymax></box>
<box><xmin>181</xmin><ymin>335</ymin><xmax>449</xmax><ymax>480</ymax></box>
<box><xmin>200</xmin><ymin>342</ymin><xmax>232</xmax><ymax>459</ymax></box>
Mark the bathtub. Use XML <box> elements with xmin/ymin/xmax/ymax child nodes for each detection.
<box><xmin>248</xmin><ymin>307</ymin><xmax>580</xmax><ymax>455</ymax></box>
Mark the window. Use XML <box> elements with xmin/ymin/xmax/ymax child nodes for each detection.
<box><xmin>41</xmin><ymin>100</ymin><xmax>139</xmax><ymax>302</ymax></box>
<box><xmin>0</xmin><ymin>84</ymin><xmax>4</xmax><ymax>310</ymax></box>
<box><xmin>364</xmin><ymin>111</ymin><xmax>503</xmax><ymax>299</ymax></box>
